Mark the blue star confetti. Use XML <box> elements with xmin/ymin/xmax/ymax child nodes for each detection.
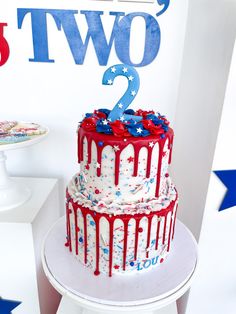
<box><xmin>214</xmin><ymin>169</ymin><xmax>236</xmax><ymax>211</ymax></box>
<box><xmin>0</xmin><ymin>297</ymin><xmax>21</xmax><ymax>314</ymax></box>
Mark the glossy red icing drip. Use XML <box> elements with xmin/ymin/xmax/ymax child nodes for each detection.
<box><xmin>146</xmin><ymin>147</ymin><xmax>153</xmax><ymax>178</ymax></box>
<box><xmin>172</xmin><ymin>204</ymin><xmax>178</xmax><ymax>240</ymax></box>
<box><xmin>162</xmin><ymin>214</ymin><xmax>168</xmax><ymax>245</ymax></box>
<box><xmin>134</xmin><ymin>218</ymin><xmax>141</xmax><ymax>260</ymax></box>
<box><xmin>168</xmin><ymin>133</ymin><xmax>174</xmax><ymax>164</ymax></box>
<box><xmin>96</xmin><ymin>142</ymin><xmax>102</xmax><ymax>177</ymax></box>
<box><xmin>74</xmin><ymin>207</ymin><xmax>79</xmax><ymax>255</ymax></box>
<box><xmin>115</xmin><ymin>150</ymin><xmax>121</xmax><ymax>185</ymax></box>
<box><xmin>78</xmin><ymin>135</ymin><xmax>85</xmax><ymax>163</ymax></box>
<box><xmin>133</xmin><ymin>146</ymin><xmax>141</xmax><ymax>177</ymax></box>
<box><xmin>94</xmin><ymin>216</ymin><xmax>101</xmax><ymax>276</ymax></box>
<box><xmin>123</xmin><ymin>220</ymin><xmax>129</xmax><ymax>271</ymax></box>
<box><xmin>82</xmin><ymin>212</ymin><xmax>88</xmax><ymax>264</ymax></box>
<box><xmin>155</xmin><ymin>219</ymin><xmax>161</xmax><ymax>251</ymax></box>
<box><xmin>87</xmin><ymin>138</ymin><xmax>92</xmax><ymax>164</ymax></box>
<box><xmin>155</xmin><ymin>140</ymin><xmax>165</xmax><ymax>197</ymax></box>
<box><xmin>65</xmin><ymin>202</ymin><xmax>72</xmax><ymax>252</ymax></box>
<box><xmin>167</xmin><ymin>212</ymin><xmax>173</xmax><ymax>252</ymax></box>
<box><xmin>109</xmin><ymin>220</ymin><xmax>114</xmax><ymax>277</ymax></box>
<box><xmin>146</xmin><ymin>216</ymin><xmax>153</xmax><ymax>258</ymax></box>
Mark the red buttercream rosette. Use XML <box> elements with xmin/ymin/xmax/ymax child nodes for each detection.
<box><xmin>81</xmin><ymin>117</ymin><xmax>98</xmax><ymax>131</ymax></box>
<box><xmin>135</xmin><ymin>109</ymin><xmax>155</xmax><ymax>118</ymax></box>
<box><xmin>93</xmin><ymin>110</ymin><xmax>107</xmax><ymax>119</ymax></box>
<box><xmin>110</xmin><ymin>120</ymin><xmax>131</xmax><ymax>137</ymax></box>
<box><xmin>142</xmin><ymin>120</ymin><xmax>164</xmax><ymax>135</ymax></box>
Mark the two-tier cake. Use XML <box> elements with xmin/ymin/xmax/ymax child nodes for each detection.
<box><xmin>65</xmin><ymin>64</ymin><xmax>178</xmax><ymax>277</ymax></box>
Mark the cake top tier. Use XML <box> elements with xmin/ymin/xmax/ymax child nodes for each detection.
<box><xmin>79</xmin><ymin>108</ymin><xmax>170</xmax><ymax>138</ymax></box>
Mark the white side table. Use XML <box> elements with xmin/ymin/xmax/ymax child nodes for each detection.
<box><xmin>42</xmin><ymin>217</ymin><xmax>198</xmax><ymax>314</ymax></box>
<box><xmin>0</xmin><ymin>177</ymin><xmax>61</xmax><ymax>314</ymax></box>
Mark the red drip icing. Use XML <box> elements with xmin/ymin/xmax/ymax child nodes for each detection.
<box><xmin>172</xmin><ymin>204</ymin><xmax>178</xmax><ymax>240</ymax></box>
<box><xmin>155</xmin><ymin>141</ymin><xmax>165</xmax><ymax>197</ymax></box>
<box><xmin>133</xmin><ymin>146</ymin><xmax>141</xmax><ymax>176</ymax></box>
<box><xmin>109</xmin><ymin>220</ymin><xmax>114</xmax><ymax>277</ymax></box>
<box><xmin>77</xmin><ymin>128</ymin><xmax>174</xmax><ymax>197</ymax></box>
<box><xmin>79</xmin><ymin>135</ymin><xmax>85</xmax><ymax>163</ymax></box>
<box><xmin>82</xmin><ymin>212</ymin><xmax>88</xmax><ymax>264</ymax></box>
<box><xmin>134</xmin><ymin>218</ymin><xmax>141</xmax><ymax>260</ymax></box>
<box><xmin>94</xmin><ymin>216</ymin><xmax>101</xmax><ymax>275</ymax></box>
<box><xmin>167</xmin><ymin>214</ymin><xmax>173</xmax><ymax>252</ymax></box>
<box><xmin>96</xmin><ymin>142</ymin><xmax>102</xmax><ymax>177</ymax></box>
<box><xmin>155</xmin><ymin>219</ymin><xmax>161</xmax><ymax>251</ymax></box>
<box><xmin>66</xmin><ymin>201</ymin><xmax>72</xmax><ymax>252</ymax></box>
<box><xmin>162</xmin><ymin>214</ymin><xmax>167</xmax><ymax>245</ymax></box>
<box><xmin>74</xmin><ymin>208</ymin><xmax>78</xmax><ymax>255</ymax></box>
<box><xmin>146</xmin><ymin>147</ymin><xmax>153</xmax><ymax>178</ymax></box>
<box><xmin>168</xmin><ymin>133</ymin><xmax>174</xmax><ymax>164</ymax></box>
<box><xmin>123</xmin><ymin>221</ymin><xmax>128</xmax><ymax>271</ymax></box>
<box><xmin>146</xmin><ymin>216</ymin><xmax>153</xmax><ymax>258</ymax></box>
<box><xmin>87</xmin><ymin>138</ymin><xmax>92</xmax><ymax>164</ymax></box>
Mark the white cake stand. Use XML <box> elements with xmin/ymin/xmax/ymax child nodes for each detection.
<box><xmin>42</xmin><ymin>217</ymin><xmax>198</xmax><ymax>314</ymax></box>
<box><xmin>0</xmin><ymin>127</ymin><xmax>49</xmax><ymax>211</ymax></box>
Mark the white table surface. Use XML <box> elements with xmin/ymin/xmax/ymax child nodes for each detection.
<box><xmin>42</xmin><ymin>217</ymin><xmax>198</xmax><ymax>312</ymax></box>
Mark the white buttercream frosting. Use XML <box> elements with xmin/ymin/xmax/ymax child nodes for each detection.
<box><xmin>67</xmin><ymin>173</ymin><xmax>177</xmax><ymax>215</ymax></box>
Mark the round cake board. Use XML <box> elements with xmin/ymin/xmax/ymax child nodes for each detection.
<box><xmin>42</xmin><ymin>216</ymin><xmax>198</xmax><ymax>312</ymax></box>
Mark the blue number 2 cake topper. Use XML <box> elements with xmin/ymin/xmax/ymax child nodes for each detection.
<box><xmin>102</xmin><ymin>64</ymin><xmax>142</xmax><ymax>122</ymax></box>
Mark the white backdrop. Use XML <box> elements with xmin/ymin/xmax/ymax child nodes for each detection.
<box><xmin>186</xmin><ymin>39</ymin><xmax>236</xmax><ymax>314</ymax></box>
<box><xmin>0</xmin><ymin>0</ymin><xmax>188</xmax><ymax>212</ymax></box>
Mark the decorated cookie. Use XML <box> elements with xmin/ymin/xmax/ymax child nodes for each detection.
<box><xmin>9</xmin><ymin>122</ymin><xmax>47</xmax><ymax>136</ymax></box>
<box><xmin>0</xmin><ymin>133</ymin><xmax>30</xmax><ymax>145</ymax></box>
<box><xmin>0</xmin><ymin>121</ymin><xmax>17</xmax><ymax>134</ymax></box>
<box><xmin>0</xmin><ymin>121</ymin><xmax>47</xmax><ymax>145</ymax></box>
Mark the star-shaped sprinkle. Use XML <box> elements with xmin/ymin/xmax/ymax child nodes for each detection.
<box><xmin>128</xmin><ymin>75</ymin><xmax>134</xmax><ymax>81</ymax></box>
<box><xmin>122</xmin><ymin>67</ymin><xmax>128</xmax><ymax>73</ymax></box>
<box><xmin>149</xmin><ymin>141</ymin><xmax>154</xmax><ymax>148</ymax></box>
<box><xmin>114</xmin><ymin>265</ymin><xmax>120</xmax><ymax>269</ymax></box>
<box><xmin>131</xmin><ymin>90</ymin><xmax>136</xmax><ymax>96</ymax></box>
<box><xmin>113</xmin><ymin>145</ymin><xmax>120</xmax><ymax>152</ymax></box>
<box><xmin>111</xmin><ymin>67</ymin><xmax>116</xmax><ymax>73</ymax></box>
<box><xmin>107</xmin><ymin>79</ymin><xmax>113</xmax><ymax>85</ymax></box>
<box><xmin>136</xmin><ymin>127</ymin><xmax>143</xmax><ymax>134</ymax></box>
<box><xmin>127</xmin><ymin>156</ymin><xmax>134</xmax><ymax>163</ymax></box>
<box><xmin>118</xmin><ymin>103</ymin><xmax>123</xmax><ymax>109</ymax></box>
<box><xmin>85</xmin><ymin>164</ymin><xmax>90</xmax><ymax>170</ymax></box>
<box><xmin>102</xmin><ymin>119</ymin><xmax>108</xmax><ymax>125</ymax></box>
<box><xmin>96</xmin><ymin>162</ymin><xmax>100</xmax><ymax>168</ymax></box>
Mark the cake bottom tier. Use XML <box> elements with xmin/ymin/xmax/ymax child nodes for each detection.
<box><xmin>65</xmin><ymin>190</ymin><xmax>178</xmax><ymax>277</ymax></box>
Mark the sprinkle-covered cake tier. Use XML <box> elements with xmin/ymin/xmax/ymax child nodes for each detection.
<box><xmin>65</xmin><ymin>64</ymin><xmax>178</xmax><ymax>276</ymax></box>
